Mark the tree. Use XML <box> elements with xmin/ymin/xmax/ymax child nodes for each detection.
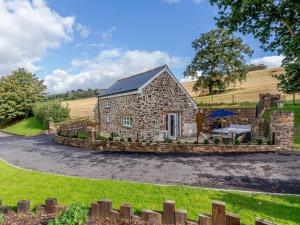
<box><xmin>277</xmin><ymin>61</ymin><xmax>300</xmax><ymax>104</ymax></box>
<box><xmin>210</xmin><ymin>0</ymin><xmax>300</xmax><ymax>102</ymax></box>
<box><xmin>184</xmin><ymin>28</ymin><xmax>253</xmax><ymax>95</ymax></box>
<box><xmin>33</xmin><ymin>100</ymin><xmax>70</xmax><ymax>128</ymax></box>
<box><xmin>0</xmin><ymin>68</ymin><xmax>46</xmax><ymax>123</ymax></box>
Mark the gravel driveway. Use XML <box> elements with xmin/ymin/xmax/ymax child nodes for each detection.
<box><xmin>1</xmin><ymin>132</ymin><xmax>300</xmax><ymax>194</ymax></box>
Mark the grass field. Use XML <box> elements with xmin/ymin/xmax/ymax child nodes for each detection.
<box><xmin>0</xmin><ymin>160</ymin><xmax>299</xmax><ymax>225</ymax></box>
<box><xmin>182</xmin><ymin>67</ymin><xmax>300</xmax><ymax>104</ymax></box>
<box><xmin>63</xmin><ymin>97</ymin><xmax>97</xmax><ymax>119</ymax></box>
<box><xmin>0</xmin><ymin>117</ymin><xmax>45</xmax><ymax>136</ymax></box>
<box><xmin>63</xmin><ymin>67</ymin><xmax>300</xmax><ymax>118</ymax></box>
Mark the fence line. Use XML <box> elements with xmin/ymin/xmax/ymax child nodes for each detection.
<box><xmin>0</xmin><ymin>197</ymin><xmax>279</xmax><ymax>225</ymax></box>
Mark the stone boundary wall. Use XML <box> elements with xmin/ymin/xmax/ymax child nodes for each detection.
<box><xmin>202</xmin><ymin>108</ymin><xmax>256</xmax><ymax>132</ymax></box>
<box><xmin>1</xmin><ymin>197</ymin><xmax>277</xmax><ymax>225</ymax></box>
<box><xmin>54</xmin><ymin>135</ymin><xmax>284</xmax><ymax>154</ymax></box>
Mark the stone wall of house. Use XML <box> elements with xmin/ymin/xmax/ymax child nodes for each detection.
<box><xmin>96</xmin><ymin>71</ymin><xmax>196</xmax><ymax>141</ymax></box>
<box><xmin>270</xmin><ymin>110</ymin><xmax>294</xmax><ymax>150</ymax></box>
<box><xmin>55</xmin><ymin>134</ymin><xmax>283</xmax><ymax>153</ymax></box>
<box><xmin>201</xmin><ymin>108</ymin><xmax>256</xmax><ymax>132</ymax></box>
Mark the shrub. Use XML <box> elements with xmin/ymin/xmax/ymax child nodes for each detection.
<box><xmin>164</xmin><ymin>138</ymin><xmax>173</xmax><ymax>144</ymax></box>
<box><xmin>267</xmin><ymin>139</ymin><xmax>272</xmax><ymax>145</ymax></box>
<box><xmin>120</xmin><ymin>138</ymin><xmax>125</xmax><ymax>142</ymax></box>
<box><xmin>177</xmin><ymin>140</ymin><xmax>181</xmax><ymax>144</ymax></box>
<box><xmin>234</xmin><ymin>139</ymin><xmax>240</xmax><ymax>145</ymax></box>
<box><xmin>127</xmin><ymin>137</ymin><xmax>132</xmax><ymax>142</ymax></box>
<box><xmin>97</xmin><ymin>136</ymin><xmax>107</xmax><ymax>141</ymax></box>
<box><xmin>108</xmin><ymin>137</ymin><xmax>113</xmax><ymax>141</ymax></box>
<box><xmin>224</xmin><ymin>139</ymin><xmax>230</xmax><ymax>144</ymax></box>
<box><xmin>33</xmin><ymin>100</ymin><xmax>70</xmax><ymax>128</ymax></box>
<box><xmin>142</xmin><ymin>140</ymin><xmax>146</xmax><ymax>143</ymax></box>
<box><xmin>203</xmin><ymin>139</ymin><xmax>209</xmax><ymax>144</ymax></box>
<box><xmin>77</xmin><ymin>132</ymin><xmax>87</xmax><ymax>139</ymax></box>
<box><xmin>256</xmin><ymin>138</ymin><xmax>263</xmax><ymax>145</ymax></box>
<box><xmin>48</xmin><ymin>203</ymin><xmax>88</xmax><ymax>225</ymax></box>
<box><xmin>0</xmin><ymin>213</ymin><xmax>4</xmax><ymax>225</ymax></box>
<box><xmin>214</xmin><ymin>138</ymin><xmax>220</xmax><ymax>144</ymax></box>
<box><xmin>193</xmin><ymin>141</ymin><xmax>199</xmax><ymax>144</ymax></box>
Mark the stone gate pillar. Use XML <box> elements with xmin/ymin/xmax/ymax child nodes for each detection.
<box><xmin>270</xmin><ymin>111</ymin><xmax>294</xmax><ymax>150</ymax></box>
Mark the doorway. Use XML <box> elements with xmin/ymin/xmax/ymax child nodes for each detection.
<box><xmin>167</xmin><ymin>113</ymin><xmax>180</xmax><ymax>139</ymax></box>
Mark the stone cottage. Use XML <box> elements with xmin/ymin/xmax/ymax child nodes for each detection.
<box><xmin>94</xmin><ymin>65</ymin><xmax>198</xmax><ymax>141</ymax></box>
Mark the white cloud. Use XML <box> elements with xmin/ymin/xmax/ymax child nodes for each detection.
<box><xmin>180</xmin><ymin>71</ymin><xmax>201</xmax><ymax>83</ymax></box>
<box><xmin>101</xmin><ymin>26</ymin><xmax>116</xmax><ymax>42</ymax></box>
<box><xmin>75</xmin><ymin>23</ymin><xmax>90</xmax><ymax>38</ymax></box>
<box><xmin>45</xmin><ymin>48</ymin><xmax>188</xmax><ymax>94</ymax></box>
<box><xmin>250</xmin><ymin>55</ymin><xmax>284</xmax><ymax>68</ymax></box>
<box><xmin>0</xmin><ymin>0</ymin><xmax>74</xmax><ymax>75</ymax></box>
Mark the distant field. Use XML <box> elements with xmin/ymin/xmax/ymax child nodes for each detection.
<box><xmin>64</xmin><ymin>67</ymin><xmax>300</xmax><ymax>118</ymax></box>
<box><xmin>182</xmin><ymin>67</ymin><xmax>300</xmax><ymax>104</ymax></box>
<box><xmin>63</xmin><ymin>97</ymin><xmax>97</xmax><ymax>119</ymax></box>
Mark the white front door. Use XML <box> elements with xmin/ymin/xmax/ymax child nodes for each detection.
<box><xmin>168</xmin><ymin>113</ymin><xmax>180</xmax><ymax>139</ymax></box>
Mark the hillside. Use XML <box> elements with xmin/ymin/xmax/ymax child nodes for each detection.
<box><xmin>182</xmin><ymin>67</ymin><xmax>299</xmax><ymax>104</ymax></box>
<box><xmin>63</xmin><ymin>97</ymin><xmax>97</xmax><ymax>119</ymax></box>
<box><xmin>64</xmin><ymin>67</ymin><xmax>299</xmax><ymax>118</ymax></box>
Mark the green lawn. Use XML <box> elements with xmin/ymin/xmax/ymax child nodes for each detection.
<box><xmin>0</xmin><ymin>160</ymin><xmax>299</xmax><ymax>225</ymax></box>
<box><xmin>1</xmin><ymin>117</ymin><xmax>45</xmax><ymax>136</ymax></box>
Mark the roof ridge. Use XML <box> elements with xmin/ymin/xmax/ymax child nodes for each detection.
<box><xmin>116</xmin><ymin>64</ymin><xmax>167</xmax><ymax>82</ymax></box>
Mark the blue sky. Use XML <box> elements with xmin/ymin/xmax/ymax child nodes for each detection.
<box><xmin>0</xmin><ymin>0</ymin><xmax>283</xmax><ymax>93</ymax></box>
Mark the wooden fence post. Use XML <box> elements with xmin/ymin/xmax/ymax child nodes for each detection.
<box><xmin>163</xmin><ymin>200</ymin><xmax>176</xmax><ymax>225</ymax></box>
<box><xmin>141</xmin><ymin>209</ymin><xmax>162</xmax><ymax>225</ymax></box>
<box><xmin>175</xmin><ymin>209</ymin><xmax>187</xmax><ymax>225</ymax></box>
<box><xmin>91</xmin><ymin>202</ymin><xmax>100</xmax><ymax>218</ymax></box>
<box><xmin>99</xmin><ymin>199</ymin><xmax>112</xmax><ymax>218</ymax></box>
<box><xmin>199</xmin><ymin>214</ymin><xmax>212</xmax><ymax>225</ymax></box>
<box><xmin>120</xmin><ymin>204</ymin><xmax>133</xmax><ymax>220</ymax></box>
<box><xmin>110</xmin><ymin>210</ymin><xmax>120</xmax><ymax>219</ymax></box>
<box><xmin>212</xmin><ymin>201</ymin><xmax>226</xmax><ymax>225</ymax></box>
<box><xmin>45</xmin><ymin>198</ymin><xmax>57</xmax><ymax>214</ymax></box>
<box><xmin>17</xmin><ymin>200</ymin><xmax>30</xmax><ymax>214</ymax></box>
<box><xmin>226</xmin><ymin>212</ymin><xmax>240</xmax><ymax>225</ymax></box>
<box><xmin>36</xmin><ymin>205</ymin><xmax>45</xmax><ymax>216</ymax></box>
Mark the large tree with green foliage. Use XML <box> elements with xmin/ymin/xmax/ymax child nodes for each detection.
<box><xmin>184</xmin><ymin>28</ymin><xmax>253</xmax><ymax>95</ymax></box>
<box><xmin>210</xmin><ymin>0</ymin><xmax>300</xmax><ymax>103</ymax></box>
<box><xmin>0</xmin><ymin>68</ymin><xmax>46</xmax><ymax>123</ymax></box>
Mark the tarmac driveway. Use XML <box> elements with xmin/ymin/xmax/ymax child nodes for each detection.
<box><xmin>0</xmin><ymin>132</ymin><xmax>300</xmax><ymax>194</ymax></box>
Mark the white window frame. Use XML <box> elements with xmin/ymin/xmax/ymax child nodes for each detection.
<box><xmin>123</xmin><ymin>116</ymin><xmax>133</xmax><ymax>128</ymax></box>
<box><xmin>106</xmin><ymin>114</ymin><xmax>110</xmax><ymax>123</ymax></box>
<box><xmin>105</xmin><ymin>101</ymin><xmax>110</xmax><ymax>108</ymax></box>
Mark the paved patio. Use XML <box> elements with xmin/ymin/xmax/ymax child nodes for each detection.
<box><xmin>0</xmin><ymin>132</ymin><xmax>300</xmax><ymax>194</ymax></box>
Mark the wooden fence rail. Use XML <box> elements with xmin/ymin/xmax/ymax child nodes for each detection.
<box><xmin>0</xmin><ymin>198</ymin><xmax>279</xmax><ymax>225</ymax></box>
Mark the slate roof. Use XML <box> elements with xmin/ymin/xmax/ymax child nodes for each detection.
<box><xmin>99</xmin><ymin>65</ymin><xmax>167</xmax><ymax>97</ymax></box>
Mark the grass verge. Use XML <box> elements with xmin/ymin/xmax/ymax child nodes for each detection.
<box><xmin>0</xmin><ymin>160</ymin><xmax>299</xmax><ymax>225</ymax></box>
<box><xmin>0</xmin><ymin>117</ymin><xmax>45</xmax><ymax>136</ymax></box>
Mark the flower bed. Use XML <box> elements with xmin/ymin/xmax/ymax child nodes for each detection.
<box><xmin>54</xmin><ymin>134</ymin><xmax>284</xmax><ymax>154</ymax></box>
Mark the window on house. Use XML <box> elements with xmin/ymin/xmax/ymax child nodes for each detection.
<box><xmin>123</xmin><ymin>116</ymin><xmax>133</xmax><ymax>127</ymax></box>
<box><xmin>106</xmin><ymin>114</ymin><xmax>110</xmax><ymax>123</ymax></box>
<box><xmin>105</xmin><ymin>101</ymin><xmax>110</xmax><ymax>108</ymax></box>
